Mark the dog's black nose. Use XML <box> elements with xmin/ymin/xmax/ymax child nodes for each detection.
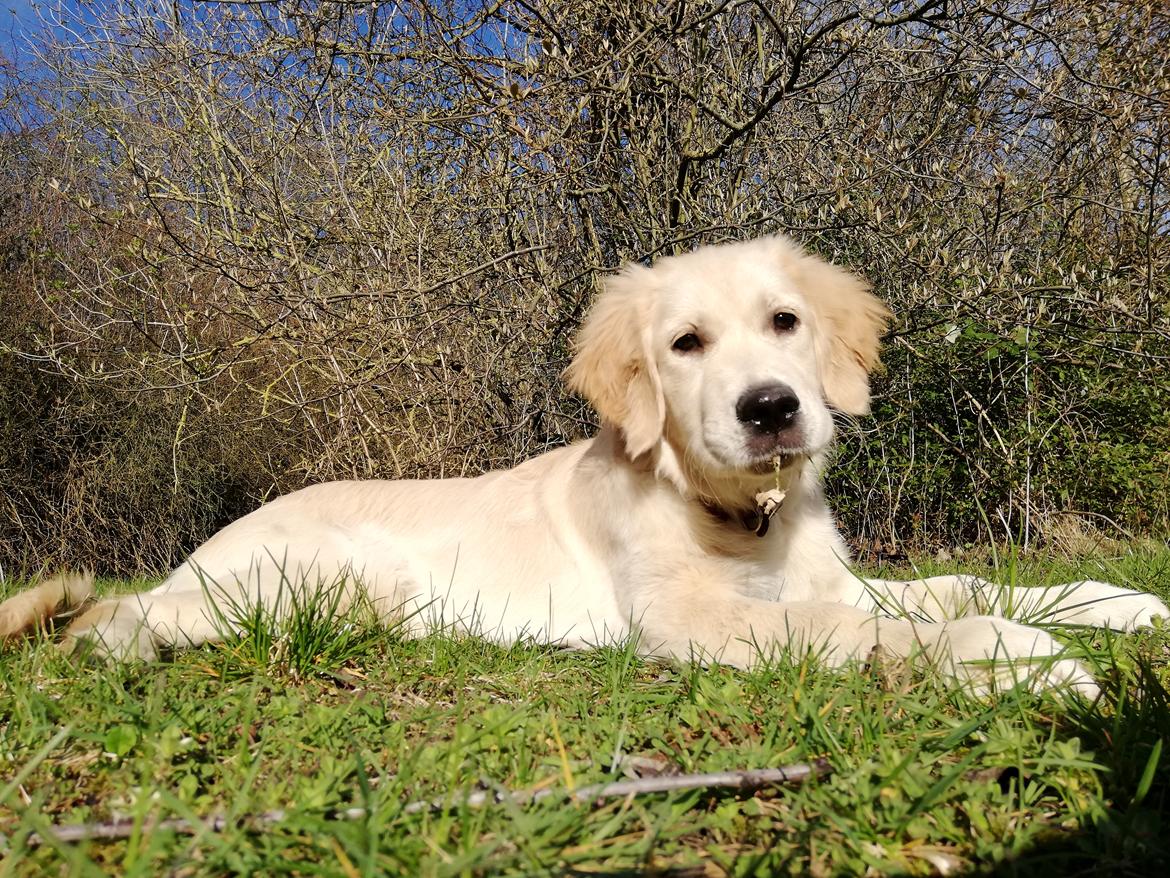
<box><xmin>736</xmin><ymin>383</ymin><xmax>800</xmax><ymax>433</ymax></box>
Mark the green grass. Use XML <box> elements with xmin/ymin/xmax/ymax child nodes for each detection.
<box><xmin>2</xmin><ymin>547</ymin><xmax>1169</xmax><ymax>876</ymax></box>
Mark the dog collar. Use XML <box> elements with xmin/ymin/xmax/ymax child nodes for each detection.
<box><xmin>702</xmin><ymin>458</ymin><xmax>800</xmax><ymax>538</ymax></box>
<box><xmin>705</xmin><ymin>488</ymin><xmax>787</xmax><ymax>538</ymax></box>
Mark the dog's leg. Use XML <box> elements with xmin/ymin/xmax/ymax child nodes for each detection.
<box><xmin>58</xmin><ymin>556</ymin><xmax>403</xmax><ymax>660</ymax></box>
<box><xmin>861</xmin><ymin>575</ymin><xmax>1168</xmax><ymax>631</ymax></box>
<box><xmin>59</xmin><ymin>588</ymin><xmax>233</xmax><ymax>660</ymax></box>
<box><xmin>59</xmin><ymin>595</ymin><xmax>162</xmax><ymax>660</ymax></box>
<box><xmin>0</xmin><ymin>571</ymin><xmax>228</xmax><ymax>659</ymax></box>
<box><xmin>629</xmin><ymin>569</ymin><xmax>1097</xmax><ymax>696</ymax></box>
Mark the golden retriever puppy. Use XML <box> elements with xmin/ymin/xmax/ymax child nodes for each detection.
<box><xmin>3</xmin><ymin>236</ymin><xmax>1165</xmax><ymax>696</ymax></box>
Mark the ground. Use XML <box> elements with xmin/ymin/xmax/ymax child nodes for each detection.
<box><xmin>2</xmin><ymin>547</ymin><xmax>1169</xmax><ymax>876</ymax></box>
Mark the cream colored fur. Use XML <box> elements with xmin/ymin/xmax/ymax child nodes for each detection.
<box><xmin>0</xmin><ymin>572</ymin><xmax>93</xmax><ymax>640</ymax></box>
<box><xmin>2</xmin><ymin>236</ymin><xmax>1165</xmax><ymax>697</ymax></box>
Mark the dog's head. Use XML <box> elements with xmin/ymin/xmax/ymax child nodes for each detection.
<box><xmin>566</xmin><ymin>236</ymin><xmax>889</xmax><ymax>492</ymax></box>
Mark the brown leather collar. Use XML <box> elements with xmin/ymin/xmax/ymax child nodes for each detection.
<box><xmin>702</xmin><ymin>498</ymin><xmax>779</xmax><ymax>538</ymax></box>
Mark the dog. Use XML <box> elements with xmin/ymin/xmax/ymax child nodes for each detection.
<box><xmin>2</xmin><ymin>236</ymin><xmax>1165</xmax><ymax>696</ymax></box>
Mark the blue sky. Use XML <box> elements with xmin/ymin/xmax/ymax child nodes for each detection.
<box><xmin>2</xmin><ymin>0</ymin><xmax>45</xmax><ymax>59</ymax></box>
<box><xmin>2</xmin><ymin>0</ymin><xmax>40</xmax><ymax>34</ymax></box>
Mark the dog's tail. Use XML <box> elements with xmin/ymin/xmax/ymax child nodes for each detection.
<box><xmin>0</xmin><ymin>571</ymin><xmax>95</xmax><ymax>641</ymax></box>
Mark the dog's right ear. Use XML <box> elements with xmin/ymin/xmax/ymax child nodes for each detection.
<box><xmin>565</xmin><ymin>266</ymin><xmax>665</xmax><ymax>458</ymax></box>
<box><xmin>789</xmin><ymin>247</ymin><xmax>891</xmax><ymax>415</ymax></box>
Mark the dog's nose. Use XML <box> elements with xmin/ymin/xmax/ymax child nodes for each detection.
<box><xmin>736</xmin><ymin>383</ymin><xmax>801</xmax><ymax>433</ymax></box>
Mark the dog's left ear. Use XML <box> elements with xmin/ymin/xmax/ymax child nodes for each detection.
<box><xmin>788</xmin><ymin>244</ymin><xmax>891</xmax><ymax>415</ymax></box>
<box><xmin>565</xmin><ymin>266</ymin><xmax>665</xmax><ymax>457</ymax></box>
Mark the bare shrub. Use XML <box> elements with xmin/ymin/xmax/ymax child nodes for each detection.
<box><xmin>0</xmin><ymin>0</ymin><xmax>1166</xmax><ymax>574</ymax></box>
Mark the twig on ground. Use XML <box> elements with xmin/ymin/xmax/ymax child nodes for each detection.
<box><xmin>18</xmin><ymin>759</ymin><xmax>831</xmax><ymax>847</ymax></box>
<box><xmin>405</xmin><ymin>759</ymin><xmax>830</xmax><ymax>813</ymax></box>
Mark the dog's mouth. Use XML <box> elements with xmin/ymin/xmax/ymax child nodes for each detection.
<box><xmin>748</xmin><ymin>450</ymin><xmax>801</xmax><ymax>475</ymax></box>
<box><xmin>741</xmin><ymin>415</ymin><xmax>809</xmax><ymax>463</ymax></box>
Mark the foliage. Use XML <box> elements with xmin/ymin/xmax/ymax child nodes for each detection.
<box><xmin>0</xmin><ymin>0</ymin><xmax>1167</xmax><ymax>573</ymax></box>
<box><xmin>201</xmin><ymin>568</ymin><xmax>393</xmax><ymax>681</ymax></box>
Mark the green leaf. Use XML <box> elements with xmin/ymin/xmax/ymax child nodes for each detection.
<box><xmin>1132</xmin><ymin>738</ymin><xmax>1162</xmax><ymax>807</ymax></box>
<box><xmin>104</xmin><ymin>724</ymin><xmax>139</xmax><ymax>757</ymax></box>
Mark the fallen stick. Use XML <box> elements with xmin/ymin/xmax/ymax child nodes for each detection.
<box><xmin>404</xmin><ymin>759</ymin><xmax>831</xmax><ymax>813</ymax></box>
<box><xmin>19</xmin><ymin>759</ymin><xmax>830</xmax><ymax>847</ymax></box>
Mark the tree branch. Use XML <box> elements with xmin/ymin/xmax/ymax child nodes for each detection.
<box><xmin>21</xmin><ymin>760</ymin><xmax>830</xmax><ymax>847</ymax></box>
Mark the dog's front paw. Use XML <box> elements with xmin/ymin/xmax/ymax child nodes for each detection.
<box><xmin>1045</xmin><ymin>581</ymin><xmax>1169</xmax><ymax>631</ymax></box>
<box><xmin>925</xmin><ymin>616</ymin><xmax>1099</xmax><ymax>700</ymax></box>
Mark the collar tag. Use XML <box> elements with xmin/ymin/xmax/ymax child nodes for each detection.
<box><xmin>750</xmin><ymin>488</ymin><xmax>787</xmax><ymax>537</ymax></box>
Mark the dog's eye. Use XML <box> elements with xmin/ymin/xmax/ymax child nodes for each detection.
<box><xmin>672</xmin><ymin>333</ymin><xmax>702</xmax><ymax>354</ymax></box>
<box><xmin>773</xmin><ymin>312</ymin><xmax>798</xmax><ymax>333</ymax></box>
